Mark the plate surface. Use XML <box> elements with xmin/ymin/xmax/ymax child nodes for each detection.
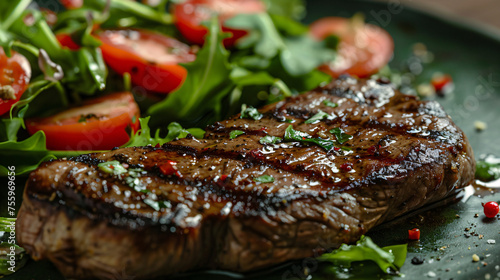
<box><xmin>2</xmin><ymin>0</ymin><xmax>500</xmax><ymax>279</ymax></box>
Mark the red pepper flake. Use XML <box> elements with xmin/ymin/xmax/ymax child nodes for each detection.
<box><xmin>408</xmin><ymin>228</ymin><xmax>420</xmax><ymax>240</ymax></box>
<box><xmin>340</xmin><ymin>163</ymin><xmax>353</xmax><ymax>172</ymax></box>
<box><xmin>220</xmin><ymin>174</ymin><xmax>228</xmax><ymax>182</ymax></box>
<box><xmin>159</xmin><ymin>160</ymin><xmax>182</xmax><ymax>177</ymax></box>
<box><xmin>334</xmin><ymin>147</ymin><xmax>341</xmax><ymax>151</ymax></box>
<box><xmin>155</xmin><ymin>143</ymin><xmax>161</xmax><ymax>148</ymax></box>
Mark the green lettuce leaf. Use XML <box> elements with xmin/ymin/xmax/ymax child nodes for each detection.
<box><xmin>318</xmin><ymin>235</ymin><xmax>407</xmax><ymax>273</ymax></box>
<box><xmin>226</xmin><ymin>13</ymin><xmax>335</xmax><ymax>76</ymax></box>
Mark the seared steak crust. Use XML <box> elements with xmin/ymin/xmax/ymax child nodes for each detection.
<box><xmin>16</xmin><ymin>76</ymin><xmax>475</xmax><ymax>279</ymax></box>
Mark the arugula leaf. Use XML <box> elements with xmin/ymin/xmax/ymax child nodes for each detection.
<box><xmin>330</xmin><ymin>127</ymin><xmax>353</xmax><ymax>144</ymax></box>
<box><xmin>270</xmin><ymin>14</ymin><xmax>308</xmax><ymax>36</ymax></box>
<box><xmin>323</xmin><ymin>100</ymin><xmax>338</xmax><ymax>108</ymax></box>
<box><xmin>82</xmin><ymin>0</ymin><xmax>173</xmax><ymax>27</ymax></box>
<box><xmin>253</xmin><ymin>175</ymin><xmax>275</xmax><ymax>183</ymax></box>
<box><xmin>262</xmin><ymin>0</ymin><xmax>305</xmax><ymax>20</ymax></box>
<box><xmin>226</xmin><ymin>13</ymin><xmax>335</xmax><ymax>76</ymax></box>
<box><xmin>476</xmin><ymin>156</ymin><xmax>500</xmax><ymax>182</ymax></box>
<box><xmin>0</xmin><ymin>132</ymin><xmax>57</xmax><ymax>176</ymax></box>
<box><xmin>240</xmin><ymin>105</ymin><xmax>263</xmax><ymax>120</ymax></box>
<box><xmin>318</xmin><ymin>235</ymin><xmax>407</xmax><ymax>273</ymax></box>
<box><xmin>284</xmin><ymin>125</ymin><xmax>336</xmax><ymax>152</ymax></box>
<box><xmin>125</xmin><ymin>117</ymin><xmax>204</xmax><ymax>147</ymax></box>
<box><xmin>147</xmin><ymin>18</ymin><xmax>233</xmax><ymax>128</ymax></box>
<box><xmin>259</xmin><ymin>135</ymin><xmax>282</xmax><ymax>144</ymax></box>
<box><xmin>304</xmin><ymin>110</ymin><xmax>330</xmax><ymax>124</ymax></box>
<box><xmin>229</xmin><ymin>130</ymin><xmax>245</xmax><ymax>139</ymax></box>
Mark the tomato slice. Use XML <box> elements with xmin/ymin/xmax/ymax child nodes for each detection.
<box><xmin>173</xmin><ymin>0</ymin><xmax>266</xmax><ymax>47</ymax></box>
<box><xmin>0</xmin><ymin>48</ymin><xmax>31</xmax><ymax>116</ymax></box>
<box><xmin>97</xmin><ymin>29</ymin><xmax>196</xmax><ymax>94</ymax></box>
<box><xmin>60</xmin><ymin>0</ymin><xmax>83</xmax><ymax>10</ymax></box>
<box><xmin>56</xmin><ymin>33</ymin><xmax>80</xmax><ymax>50</ymax></box>
<box><xmin>309</xmin><ymin>17</ymin><xmax>394</xmax><ymax>78</ymax></box>
<box><xmin>26</xmin><ymin>92</ymin><xmax>140</xmax><ymax>151</ymax></box>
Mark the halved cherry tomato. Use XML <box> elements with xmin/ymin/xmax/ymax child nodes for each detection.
<box><xmin>173</xmin><ymin>0</ymin><xmax>266</xmax><ymax>47</ymax></box>
<box><xmin>26</xmin><ymin>92</ymin><xmax>140</xmax><ymax>151</ymax></box>
<box><xmin>59</xmin><ymin>0</ymin><xmax>83</xmax><ymax>10</ymax></box>
<box><xmin>97</xmin><ymin>29</ymin><xmax>196</xmax><ymax>94</ymax></box>
<box><xmin>56</xmin><ymin>33</ymin><xmax>80</xmax><ymax>50</ymax></box>
<box><xmin>310</xmin><ymin>17</ymin><xmax>394</xmax><ymax>78</ymax></box>
<box><xmin>0</xmin><ymin>48</ymin><xmax>31</xmax><ymax>116</ymax></box>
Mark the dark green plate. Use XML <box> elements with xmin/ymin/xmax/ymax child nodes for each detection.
<box><xmin>2</xmin><ymin>0</ymin><xmax>500</xmax><ymax>279</ymax></box>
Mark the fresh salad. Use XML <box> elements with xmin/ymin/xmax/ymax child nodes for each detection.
<box><xmin>0</xmin><ymin>0</ymin><xmax>395</xmax><ymax>176</ymax></box>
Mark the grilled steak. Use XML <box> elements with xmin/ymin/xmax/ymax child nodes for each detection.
<box><xmin>16</xmin><ymin>76</ymin><xmax>475</xmax><ymax>279</ymax></box>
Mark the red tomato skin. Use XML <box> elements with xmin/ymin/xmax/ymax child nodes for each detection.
<box><xmin>310</xmin><ymin>17</ymin><xmax>394</xmax><ymax>78</ymax></box>
<box><xmin>0</xmin><ymin>49</ymin><xmax>31</xmax><ymax>116</ymax></box>
<box><xmin>56</xmin><ymin>33</ymin><xmax>80</xmax><ymax>50</ymax></box>
<box><xmin>97</xmin><ymin>29</ymin><xmax>195</xmax><ymax>94</ymax></box>
<box><xmin>408</xmin><ymin>228</ymin><xmax>420</xmax><ymax>240</ymax></box>
<box><xmin>26</xmin><ymin>92</ymin><xmax>140</xmax><ymax>151</ymax></box>
<box><xmin>173</xmin><ymin>0</ymin><xmax>265</xmax><ymax>47</ymax></box>
<box><xmin>60</xmin><ymin>0</ymin><xmax>83</xmax><ymax>10</ymax></box>
<box><xmin>431</xmin><ymin>74</ymin><xmax>453</xmax><ymax>92</ymax></box>
<box><xmin>483</xmin><ymin>201</ymin><xmax>499</xmax><ymax>218</ymax></box>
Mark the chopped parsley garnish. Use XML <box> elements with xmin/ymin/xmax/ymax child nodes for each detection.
<box><xmin>323</xmin><ymin>100</ymin><xmax>338</xmax><ymax>108</ymax></box>
<box><xmin>229</xmin><ymin>130</ymin><xmax>245</xmax><ymax>139</ymax></box>
<box><xmin>240</xmin><ymin>105</ymin><xmax>263</xmax><ymax>120</ymax></box>
<box><xmin>305</xmin><ymin>110</ymin><xmax>331</xmax><ymax>124</ymax></box>
<box><xmin>330</xmin><ymin>127</ymin><xmax>353</xmax><ymax>144</ymax></box>
<box><xmin>144</xmin><ymin>199</ymin><xmax>171</xmax><ymax>211</ymax></box>
<box><xmin>253</xmin><ymin>175</ymin><xmax>275</xmax><ymax>183</ymax></box>
<box><xmin>284</xmin><ymin>125</ymin><xmax>335</xmax><ymax>151</ymax></box>
<box><xmin>259</xmin><ymin>135</ymin><xmax>282</xmax><ymax>144</ymax></box>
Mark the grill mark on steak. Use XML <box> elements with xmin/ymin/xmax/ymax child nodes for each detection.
<box><xmin>16</xmin><ymin>76</ymin><xmax>475</xmax><ymax>279</ymax></box>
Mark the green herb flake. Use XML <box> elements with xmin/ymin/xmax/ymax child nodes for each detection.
<box><xmin>318</xmin><ymin>235</ymin><xmax>407</xmax><ymax>274</ymax></box>
<box><xmin>230</xmin><ymin>130</ymin><xmax>245</xmax><ymax>139</ymax></box>
<box><xmin>259</xmin><ymin>135</ymin><xmax>282</xmax><ymax>145</ymax></box>
<box><xmin>305</xmin><ymin>110</ymin><xmax>331</xmax><ymax>124</ymax></box>
<box><xmin>323</xmin><ymin>100</ymin><xmax>338</xmax><ymax>108</ymax></box>
<box><xmin>97</xmin><ymin>161</ymin><xmax>127</xmax><ymax>176</ymax></box>
<box><xmin>240</xmin><ymin>105</ymin><xmax>263</xmax><ymax>120</ymax></box>
<box><xmin>330</xmin><ymin>127</ymin><xmax>353</xmax><ymax>144</ymax></box>
<box><xmin>284</xmin><ymin>125</ymin><xmax>335</xmax><ymax>152</ymax></box>
<box><xmin>144</xmin><ymin>199</ymin><xmax>171</xmax><ymax>211</ymax></box>
<box><xmin>253</xmin><ymin>175</ymin><xmax>275</xmax><ymax>183</ymax></box>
